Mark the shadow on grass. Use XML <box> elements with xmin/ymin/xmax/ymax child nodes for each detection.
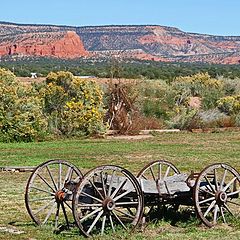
<box><xmin>146</xmin><ymin>205</ymin><xmax>198</xmax><ymax>227</ymax></box>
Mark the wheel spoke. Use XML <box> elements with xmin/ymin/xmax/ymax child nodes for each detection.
<box><xmin>46</xmin><ymin>166</ymin><xmax>58</xmax><ymax>191</ymax></box>
<box><xmin>220</xmin><ymin>206</ymin><xmax>226</xmax><ymax>223</ymax></box>
<box><xmin>223</xmin><ymin>177</ymin><xmax>237</xmax><ymax>192</ymax></box>
<box><xmin>114</xmin><ymin>208</ymin><xmax>135</xmax><ymax>219</ymax></box>
<box><xmin>111</xmin><ymin>178</ymin><xmax>128</xmax><ymax>199</ymax></box>
<box><xmin>34</xmin><ymin>199</ymin><xmax>55</xmax><ymax>215</ymax></box>
<box><xmin>204</xmin><ymin>176</ymin><xmax>215</xmax><ymax>193</ymax></box>
<box><xmin>227</xmin><ymin>200</ymin><xmax>240</xmax><ymax>206</ymax></box>
<box><xmin>164</xmin><ymin>166</ymin><xmax>170</xmax><ymax>179</ymax></box>
<box><xmin>101</xmin><ymin>172</ymin><xmax>107</xmax><ymax>198</ymax></box>
<box><xmin>227</xmin><ymin>189</ymin><xmax>240</xmax><ymax>197</ymax></box>
<box><xmin>199</xmin><ymin>187</ymin><xmax>215</xmax><ymax>196</ymax></box>
<box><xmin>113</xmin><ymin>189</ymin><xmax>132</xmax><ymax>202</ymax></box>
<box><xmin>112</xmin><ymin>211</ymin><xmax>127</xmax><ymax>230</ymax></box>
<box><xmin>89</xmin><ymin>180</ymin><xmax>104</xmax><ymax>200</ymax></box>
<box><xmin>55</xmin><ymin>203</ymin><xmax>60</xmax><ymax>228</ymax></box>
<box><xmin>158</xmin><ymin>163</ymin><xmax>162</xmax><ymax>180</ymax></box>
<box><xmin>213</xmin><ymin>204</ymin><xmax>219</xmax><ymax>224</ymax></box>
<box><xmin>58</xmin><ymin>163</ymin><xmax>62</xmax><ymax>189</ymax></box>
<box><xmin>61</xmin><ymin>202</ymin><xmax>69</xmax><ymax>227</ymax></box>
<box><xmin>37</xmin><ymin>173</ymin><xmax>56</xmax><ymax>192</ymax></box>
<box><xmin>214</xmin><ymin>169</ymin><xmax>219</xmax><ymax>191</ymax></box>
<box><xmin>199</xmin><ymin>196</ymin><xmax>215</xmax><ymax>205</ymax></box>
<box><xmin>81</xmin><ymin>191</ymin><xmax>103</xmax><ymax>203</ymax></box>
<box><xmin>29</xmin><ymin>196</ymin><xmax>54</xmax><ymax>202</ymax></box>
<box><xmin>31</xmin><ymin>186</ymin><xmax>55</xmax><ymax>195</ymax></box>
<box><xmin>203</xmin><ymin>200</ymin><xmax>216</xmax><ymax>217</ymax></box>
<box><xmin>78</xmin><ymin>203</ymin><xmax>102</xmax><ymax>208</ymax></box>
<box><xmin>108</xmin><ymin>170</ymin><xmax>115</xmax><ymax>196</ymax></box>
<box><xmin>115</xmin><ymin>202</ymin><xmax>139</xmax><ymax>206</ymax></box>
<box><xmin>101</xmin><ymin>215</ymin><xmax>106</xmax><ymax>235</ymax></box>
<box><xmin>64</xmin><ymin>167</ymin><xmax>73</xmax><ymax>184</ymax></box>
<box><xmin>109</xmin><ymin>214</ymin><xmax>115</xmax><ymax>232</ymax></box>
<box><xmin>64</xmin><ymin>201</ymin><xmax>73</xmax><ymax>211</ymax></box>
<box><xmin>220</xmin><ymin>169</ymin><xmax>227</xmax><ymax>190</ymax></box>
<box><xmin>86</xmin><ymin>210</ymin><xmax>103</xmax><ymax>234</ymax></box>
<box><xmin>150</xmin><ymin>166</ymin><xmax>156</xmax><ymax>182</ymax></box>
<box><xmin>223</xmin><ymin>203</ymin><xmax>234</xmax><ymax>215</ymax></box>
<box><xmin>42</xmin><ymin>202</ymin><xmax>56</xmax><ymax>224</ymax></box>
<box><xmin>80</xmin><ymin>207</ymin><xmax>103</xmax><ymax>223</ymax></box>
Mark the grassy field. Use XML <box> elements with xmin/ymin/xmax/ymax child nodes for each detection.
<box><xmin>0</xmin><ymin>132</ymin><xmax>239</xmax><ymax>239</ymax></box>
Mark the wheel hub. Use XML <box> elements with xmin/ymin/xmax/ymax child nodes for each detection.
<box><xmin>102</xmin><ymin>197</ymin><xmax>115</xmax><ymax>211</ymax></box>
<box><xmin>216</xmin><ymin>191</ymin><xmax>227</xmax><ymax>204</ymax></box>
<box><xmin>55</xmin><ymin>190</ymin><xmax>65</xmax><ymax>203</ymax></box>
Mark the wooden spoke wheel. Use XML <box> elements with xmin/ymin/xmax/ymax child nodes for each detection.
<box><xmin>137</xmin><ymin>160</ymin><xmax>180</xmax><ymax>181</ymax></box>
<box><xmin>73</xmin><ymin>165</ymin><xmax>144</xmax><ymax>237</ymax></box>
<box><xmin>194</xmin><ymin>163</ymin><xmax>240</xmax><ymax>227</ymax></box>
<box><xmin>25</xmin><ymin>159</ymin><xmax>83</xmax><ymax>228</ymax></box>
<box><xmin>137</xmin><ymin>160</ymin><xmax>180</xmax><ymax>217</ymax></box>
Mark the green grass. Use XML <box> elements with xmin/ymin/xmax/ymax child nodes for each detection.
<box><xmin>0</xmin><ymin>132</ymin><xmax>239</xmax><ymax>239</ymax></box>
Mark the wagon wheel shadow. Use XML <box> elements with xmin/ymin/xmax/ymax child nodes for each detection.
<box><xmin>9</xmin><ymin>220</ymin><xmax>78</xmax><ymax>235</ymax></box>
<box><xmin>147</xmin><ymin>206</ymin><xmax>197</xmax><ymax>226</ymax></box>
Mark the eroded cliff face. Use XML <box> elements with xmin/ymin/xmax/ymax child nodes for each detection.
<box><xmin>0</xmin><ymin>22</ymin><xmax>240</xmax><ymax>64</ymax></box>
<box><xmin>0</xmin><ymin>30</ymin><xmax>88</xmax><ymax>58</ymax></box>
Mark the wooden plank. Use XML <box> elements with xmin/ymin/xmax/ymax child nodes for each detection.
<box><xmin>139</xmin><ymin>173</ymin><xmax>190</xmax><ymax>195</ymax></box>
<box><xmin>94</xmin><ymin>173</ymin><xmax>190</xmax><ymax>196</ymax></box>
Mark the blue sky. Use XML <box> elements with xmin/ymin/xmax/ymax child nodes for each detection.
<box><xmin>1</xmin><ymin>0</ymin><xmax>240</xmax><ymax>36</ymax></box>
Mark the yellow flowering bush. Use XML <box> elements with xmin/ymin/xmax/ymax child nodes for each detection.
<box><xmin>217</xmin><ymin>95</ymin><xmax>240</xmax><ymax>115</ymax></box>
<box><xmin>0</xmin><ymin>68</ymin><xmax>47</xmax><ymax>142</ymax></box>
<box><xmin>44</xmin><ymin>71</ymin><xmax>106</xmax><ymax>136</ymax></box>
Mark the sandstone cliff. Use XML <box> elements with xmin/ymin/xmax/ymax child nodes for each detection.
<box><xmin>0</xmin><ymin>22</ymin><xmax>240</xmax><ymax>64</ymax></box>
<box><xmin>0</xmin><ymin>29</ymin><xmax>88</xmax><ymax>59</ymax></box>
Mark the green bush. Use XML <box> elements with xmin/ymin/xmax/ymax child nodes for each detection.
<box><xmin>217</xmin><ymin>95</ymin><xmax>240</xmax><ymax>115</ymax></box>
<box><xmin>0</xmin><ymin>68</ymin><xmax>47</xmax><ymax>142</ymax></box>
<box><xmin>44</xmin><ymin>71</ymin><xmax>106</xmax><ymax>136</ymax></box>
<box><xmin>138</xmin><ymin>80</ymin><xmax>175</xmax><ymax>120</ymax></box>
<box><xmin>173</xmin><ymin>73</ymin><xmax>223</xmax><ymax>109</ymax></box>
<box><xmin>167</xmin><ymin>107</ymin><xmax>199</xmax><ymax>130</ymax></box>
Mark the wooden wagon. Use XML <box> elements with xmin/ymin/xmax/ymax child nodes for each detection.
<box><xmin>25</xmin><ymin>160</ymin><xmax>240</xmax><ymax>237</ymax></box>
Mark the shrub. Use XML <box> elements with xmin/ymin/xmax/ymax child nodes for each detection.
<box><xmin>44</xmin><ymin>71</ymin><xmax>106</xmax><ymax>136</ymax></box>
<box><xmin>234</xmin><ymin>113</ymin><xmax>240</xmax><ymax>127</ymax></box>
<box><xmin>217</xmin><ymin>95</ymin><xmax>240</xmax><ymax>115</ymax></box>
<box><xmin>220</xmin><ymin>77</ymin><xmax>240</xmax><ymax>95</ymax></box>
<box><xmin>0</xmin><ymin>68</ymin><xmax>47</xmax><ymax>142</ymax></box>
<box><xmin>198</xmin><ymin>109</ymin><xmax>234</xmax><ymax>128</ymax></box>
<box><xmin>138</xmin><ymin>80</ymin><xmax>175</xmax><ymax>120</ymax></box>
<box><xmin>173</xmin><ymin>73</ymin><xmax>223</xmax><ymax>109</ymax></box>
<box><xmin>167</xmin><ymin>107</ymin><xmax>199</xmax><ymax>130</ymax></box>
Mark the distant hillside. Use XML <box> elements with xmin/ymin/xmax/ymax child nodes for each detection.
<box><xmin>0</xmin><ymin>21</ymin><xmax>240</xmax><ymax>64</ymax></box>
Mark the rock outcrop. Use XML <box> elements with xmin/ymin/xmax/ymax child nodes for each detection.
<box><xmin>0</xmin><ymin>21</ymin><xmax>240</xmax><ymax>64</ymax></box>
<box><xmin>0</xmin><ymin>29</ymin><xmax>88</xmax><ymax>58</ymax></box>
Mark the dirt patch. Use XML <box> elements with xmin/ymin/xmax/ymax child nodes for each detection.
<box><xmin>106</xmin><ymin>134</ymin><xmax>154</xmax><ymax>140</ymax></box>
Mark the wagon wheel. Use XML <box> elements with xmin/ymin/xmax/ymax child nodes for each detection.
<box><xmin>137</xmin><ymin>160</ymin><xmax>180</xmax><ymax>218</ymax></box>
<box><xmin>194</xmin><ymin>163</ymin><xmax>240</xmax><ymax>227</ymax></box>
<box><xmin>25</xmin><ymin>159</ymin><xmax>83</xmax><ymax>229</ymax></box>
<box><xmin>73</xmin><ymin>165</ymin><xmax>144</xmax><ymax>237</ymax></box>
